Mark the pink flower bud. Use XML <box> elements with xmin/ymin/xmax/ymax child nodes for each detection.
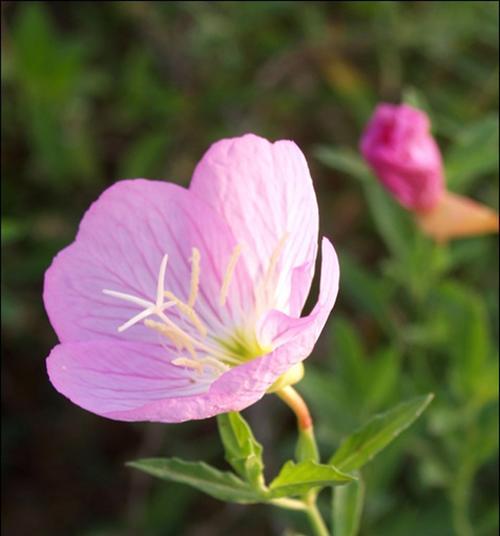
<box><xmin>360</xmin><ymin>103</ymin><xmax>445</xmax><ymax>211</ymax></box>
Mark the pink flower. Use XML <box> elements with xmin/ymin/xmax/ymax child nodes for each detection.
<box><xmin>360</xmin><ymin>103</ymin><xmax>445</xmax><ymax>211</ymax></box>
<box><xmin>44</xmin><ymin>134</ymin><xmax>339</xmax><ymax>423</ymax></box>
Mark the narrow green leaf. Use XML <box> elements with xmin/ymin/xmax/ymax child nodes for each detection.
<box><xmin>338</xmin><ymin>251</ymin><xmax>394</xmax><ymax>334</ymax></box>
<box><xmin>333</xmin><ymin>475</ymin><xmax>365</xmax><ymax>536</ymax></box>
<box><xmin>330</xmin><ymin>394</ymin><xmax>434</xmax><ymax>472</ymax></box>
<box><xmin>363</xmin><ymin>180</ymin><xmax>414</xmax><ymax>261</ymax></box>
<box><xmin>315</xmin><ymin>146</ymin><xmax>372</xmax><ymax>183</ymax></box>
<box><xmin>127</xmin><ymin>457</ymin><xmax>263</xmax><ymax>504</ymax></box>
<box><xmin>217</xmin><ymin>412</ymin><xmax>264</xmax><ymax>488</ymax></box>
<box><xmin>431</xmin><ymin>282</ymin><xmax>493</xmax><ymax>401</ymax></box>
<box><xmin>269</xmin><ymin>460</ymin><xmax>355</xmax><ymax>498</ymax></box>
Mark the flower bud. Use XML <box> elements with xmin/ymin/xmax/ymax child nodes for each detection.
<box><xmin>360</xmin><ymin>103</ymin><xmax>444</xmax><ymax>211</ymax></box>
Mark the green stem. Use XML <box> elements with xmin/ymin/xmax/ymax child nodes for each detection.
<box><xmin>276</xmin><ymin>386</ymin><xmax>330</xmax><ymax>535</ymax></box>
<box><xmin>305</xmin><ymin>499</ymin><xmax>330</xmax><ymax>536</ymax></box>
<box><xmin>276</xmin><ymin>385</ymin><xmax>313</xmax><ymax>430</ymax></box>
<box><xmin>269</xmin><ymin>497</ymin><xmax>307</xmax><ymax>511</ymax></box>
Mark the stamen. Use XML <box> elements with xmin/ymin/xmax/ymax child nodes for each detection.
<box><xmin>219</xmin><ymin>244</ymin><xmax>241</xmax><ymax>307</ymax></box>
<box><xmin>188</xmin><ymin>248</ymin><xmax>201</xmax><ymax>307</ymax></box>
<box><xmin>144</xmin><ymin>319</ymin><xmax>196</xmax><ymax>357</ymax></box>
<box><xmin>156</xmin><ymin>254</ymin><xmax>169</xmax><ymax>307</ymax></box>
<box><xmin>265</xmin><ymin>233</ymin><xmax>289</xmax><ymax>282</ymax></box>
<box><xmin>255</xmin><ymin>233</ymin><xmax>289</xmax><ymax>312</ymax></box>
<box><xmin>164</xmin><ymin>290</ymin><xmax>207</xmax><ymax>337</ymax></box>
<box><xmin>198</xmin><ymin>356</ymin><xmax>230</xmax><ymax>373</ymax></box>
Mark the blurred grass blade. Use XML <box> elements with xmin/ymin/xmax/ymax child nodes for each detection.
<box><xmin>333</xmin><ymin>475</ymin><xmax>365</xmax><ymax>536</ymax></box>
<box><xmin>127</xmin><ymin>458</ymin><xmax>263</xmax><ymax>504</ymax></box>
<box><xmin>329</xmin><ymin>394</ymin><xmax>434</xmax><ymax>472</ymax></box>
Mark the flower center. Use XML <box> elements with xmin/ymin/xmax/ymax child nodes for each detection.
<box><xmin>102</xmin><ymin>243</ymin><xmax>272</xmax><ymax>384</ymax></box>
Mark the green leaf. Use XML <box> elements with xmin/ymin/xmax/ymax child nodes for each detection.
<box><xmin>333</xmin><ymin>475</ymin><xmax>365</xmax><ymax>536</ymax></box>
<box><xmin>338</xmin><ymin>251</ymin><xmax>395</xmax><ymax>334</ymax></box>
<box><xmin>445</xmin><ymin>115</ymin><xmax>499</xmax><ymax>193</ymax></box>
<box><xmin>269</xmin><ymin>460</ymin><xmax>355</xmax><ymax>498</ymax></box>
<box><xmin>363</xmin><ymin>180</ymin><xmax>414</xmax><ymax>261</ymax></box>
<box><xmin>431</xmin><ymin>282</ymin><xmax>493</xmax><ymax>402</ymax></box>
<box><xmin>216</xmin><ymin>412</ymin><xmax>264</xmax><ymax>488</ymax></box>
<box><xmin>127</xmin><ymin>457</ymin><xmax>263</xmax><ymax>504</ymax></box>
<box><xmin>329</xmin><ymin>394</ymin><xmax>434</xmax><ymax>472</ymax></box>
<box><xmin>315</xmin><ymin>146</ymin><xmax>372</xmax><ymax>183</ymax></box>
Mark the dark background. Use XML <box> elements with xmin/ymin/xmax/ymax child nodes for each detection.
<box><xmin>2</xmin><ymin>2</ymin><xmax>498</xmax><ymax>535</ymax></box>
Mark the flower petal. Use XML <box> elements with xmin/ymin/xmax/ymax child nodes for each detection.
<box><xmin>258</xmin><ymin>237</ymin><xmax>339</xmax><ymax>351</ymax></box>
<box><xmin>190</xmin><ymin>134</ymin><xmax>319</xmax><ymax>315</ymax></box>
<box><xmin>44</xmin><ymin>180</ymin><xmax>253</xmax><ymax>345</ymax></box>
<box><xmin>46</xmin><ymin>340</ymin><xmax>212</xmax><ymax>416</ymax></box>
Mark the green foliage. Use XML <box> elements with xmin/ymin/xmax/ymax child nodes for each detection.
<box><xmin>445</xmin><ymin>115</ymin><xmax>500</xmax><ymax>194</ymax></box>
<box><xmin>268</xmin><ymin>460</ymin><xmax>355</xmax><ymax>499</ymax></box>
<box><xmin>330</xmin><ymin>395</ymin><xmax>434</xmax><ymax>473</ymax></box>
<box><xmin>127</xmin><ymin>458</ymin><xmax>263</xmax><ymax>504</ymax></box>
<box><xmin>216</xmin><ymin>412</ymin><xmax>265</xmax><ymax>488</ymax></box>
<box><xmin>333</xmin><ymin>476</ymin><xmax>365</xmax><ymax>536</ymax></box>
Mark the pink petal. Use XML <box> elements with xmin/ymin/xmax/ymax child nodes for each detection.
<box><xmin>46</xmin><ymin>340</ymin><xmax>210</xmax><ymax>415</ymax></box>
<box><xmin>44</xmin><ymin>180</ymin><xmax>253</xmax><ymax>346</ymax></box>
<box><xmin>258</xmin><ymin>238</ymin><xmax>339</xmax><ymax>350</ymax></box>
<box><xmin>190</xmin><ymin>134</ymin><xmax>319</xmax><ymax>315</ymax></box>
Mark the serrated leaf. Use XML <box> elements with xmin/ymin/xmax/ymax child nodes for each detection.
<box><xmin>333</xmin><ymin>475</ymin><xmax>365</xmax><ymax>536</ymax></box>
<box><xmin>330</xmin><ymin>394</ymin><xmax>434</xmax><ymax>472</ymax></box>
<box><xmin>127</xmin><ymin>458</ymin><xmax>263</xmax><ymax>504</ymax></box>
<box><xmin>268</xmin><ymin>460</ymin><xmax>355</xmax><ymax>498</ymax></box>
<box><xmin>217</xmin><ymin>412</ymin><xmax>264</xmax><ymax>488</ymax></box>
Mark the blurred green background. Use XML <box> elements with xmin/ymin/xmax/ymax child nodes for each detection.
<box><xmin>1</xmin><ymin>2</ymin><xmax>498</xmax><ymax>535</ymax></box>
